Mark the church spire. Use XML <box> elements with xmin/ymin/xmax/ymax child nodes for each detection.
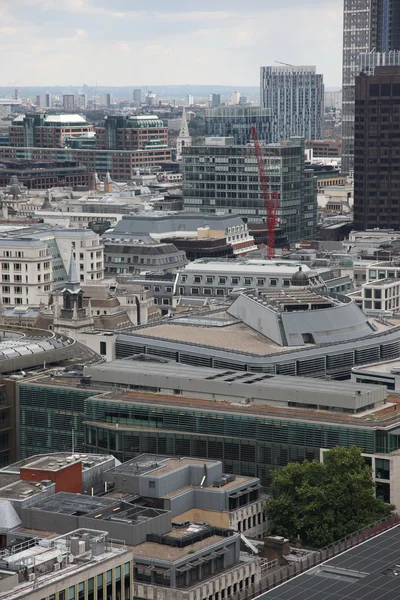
<box><xmin>176</xmin><ymin>107</ymin><xmax>192</xmax><ymax>160</ymax></box>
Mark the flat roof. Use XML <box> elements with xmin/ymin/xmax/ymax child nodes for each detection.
<box><xmin>181</xmin><ymin>260</ymin><xmax>313</xmax><ymax>275</ymax></box>
<box><xmin>354</xmin><ymin>359</ymin><xmax>400</xmax><ymax>376</ymax></box>
<box><xmin>110</xmin><ymin>456</ymin><xmax>217</xmax><ymax>478</ymax></box>
<box><xmin>132</xmin><ymin>321</ymin><xmax>283</xmax><ymax>354</ymax></box>
<box><xmin>2</xmin><ymin>453</ymin><xmax>113</xmax><ymax>474</ymax></box>
<box><xmin>132</xmin><ymin>535</ymin><xmax>225</xmax><ymax>561</ymax></box>
<box><xmin>261</xmin><ymin>524</ymin><xmax>400</xmax><ymax>600</ymax></box>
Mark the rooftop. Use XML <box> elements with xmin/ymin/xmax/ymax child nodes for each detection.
<box><xmin>261</xmin><ymin>524</ymin><xmax>400</xmax><ymax>600</ymax></box>
<box><xmin>180</xmin><ymin>259</ymin><xmax>315</xmax><ymax>275</ymax></box>
<box><xmin>1</xmin><ymin>453</ymin><xmax>113</xmax><ymax>474</ymax></box>
<box><xmin>109</xmin><ymin>456</ymin><xmax>217</xmax><ymax>478</ymax></box>
<box><xmin>132</xmin><ymin>534</ymin><xmax>225</xmax><ymax>561</ymax></box>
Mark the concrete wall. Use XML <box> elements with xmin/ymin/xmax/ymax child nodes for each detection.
<box><xmin>20</xmin><ymin>461</ymin><xmax>82</xmax><ymax>494</ymax></box>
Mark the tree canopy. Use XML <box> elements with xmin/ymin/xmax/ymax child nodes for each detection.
<box><xmin>265</xmin><ymin>446</ymin><xmax>394</xmax><ymax>548</ymax></box>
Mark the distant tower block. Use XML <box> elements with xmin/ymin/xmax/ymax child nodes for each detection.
<box><xmin>176</xmin><ymin>108</ymin><xmax>192</xmax><ymax>160</ymax></box>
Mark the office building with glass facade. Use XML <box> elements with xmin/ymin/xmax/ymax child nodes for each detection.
<box><xmin>182</xmin><ymin>138</ymin><xmax>317</xmax><ymax>242</ymax></box>
<box><xmin>204</xmin><ymin>106</ymin><xmax>273</xmax><ymax>145</ymax></box>
<box><xmin>14</xmin><ymin>367</ymin><xmax>400</xmax><ymax>507</ymax></box>
<box><xmin>342</xmin><ymin>0</ymin><xmax>400</xmax><ymax>174</ymax></box>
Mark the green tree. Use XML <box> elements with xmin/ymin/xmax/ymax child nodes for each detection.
<box><xmin>265</xmin><ymin>447</ymin><xmax>394</xmax><ymax>548</ymax></box>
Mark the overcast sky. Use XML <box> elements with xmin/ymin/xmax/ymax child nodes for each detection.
<box><xmin>0</xmin><ymin>0</ymin><xmax>343</xmax><ymax>87</ymax></box>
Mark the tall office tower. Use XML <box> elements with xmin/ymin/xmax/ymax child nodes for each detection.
<box><xmin>231</xmin><ymin>91</ymin><xmax>241</xmax><ymax>105</ymax></box>
<box><xmin>182</xmin><ymin>137</ymin><xmax>317</xmax><ymax>242</ymax></box>
<box><xmin>186</xmin><ymin>94</ymin><xmax>194</xmax><ymax>106</ymax></box>
<box><xmin>342</xmin><ymin>0</ymin><xmax>400</xmax><ymax>175</ymax></box>
<box><xmin>133</xmin><ymin>89</ymin><xmax>142</xmax><ymax>106</ymax></box>
<box><xmin>146</xmin><ymin>91</ymin><xmax>157</xmax><ymax>106</ymax></box>
<box><xmin>210</xmin><ymin>93</ymin><xmax>221</xmax><ymax>107</ymax></box>
<box><xmin>75</xmin><ymin>93</ymin><xmax>87</xmax><ymax>109</ymax></box>
<box><xmin>100</xmin><ymin>93</ymin><xmax>112</xmax><ymax>108</ymax></box>
<box><xmin>260</xmin><ymin>65</ymin><xmax>324</xmax><ymax>142</ymax></box>
<box><xmin>62</xmin><ymin>94</ymin><xmax>75</xmax><ymax>111</ymax></box>
<box><xmin>37</xmin><ymin>92</ymin><xmax>52</xmax><ymax>108</ymax></box>
<box><xmin>205</xmin><ymin>106</ymin><xmax>272</xmax><ymax>145</ymax></box>
<box><xmin>353</xmin><ymin>66</ymin><xmax>400</xmax><ymax>230</ymax></box>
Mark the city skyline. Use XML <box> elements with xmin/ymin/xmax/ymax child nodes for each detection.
<box><xmin>0</xmin><ymin>0</ymin><xmax>343</xmax><ymax>87</ymax></box>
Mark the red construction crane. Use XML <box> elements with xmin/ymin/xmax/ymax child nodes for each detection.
<box><xmin>251</xmin><ymin>126</ymin><xmax>279</xmax><ymax>260</ymax></box>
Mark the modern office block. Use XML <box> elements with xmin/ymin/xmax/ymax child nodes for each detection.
<box><xmin>260</xmin><ymin>65</ymin><xmax>324</xmax><ymax>142</ymax></box>
<box><xmin>354</xmin><ymin>66</ymin><xmax>400</xmax><ymax>230</ymax></box>
<box><xmin>205</xmin><ymin>106</ymin><xmax>272</xmax><ymax>145</ymax></box>
<box><xmin>182</xmin><ymin>138</ymin><xmax>317</xmax><ymax>242</ymax></box>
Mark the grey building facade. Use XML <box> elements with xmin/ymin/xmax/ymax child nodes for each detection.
<box><xmin>204</xmin><ymin>106</ymin><xmax>272</xmax><ymax>145</ymax></box>
<box><xmin>182</xmin><ymin>139</ymin><xmax>318</xmax><ymax>242</ymax></box>
<box><xmin>342</xmin><ymin>0</ymin><xmax>400</xmax><ymax>174</ymax></box>
<box><xmin>260</xmin><ymin>65</ymin><xmax>324</xmax><ymax>142</ymax></box>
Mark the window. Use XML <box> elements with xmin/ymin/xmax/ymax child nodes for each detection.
<box><xmin>231</xmin><ymin>277</ymin><xmax>239</xmax><ymax>285</ymax></box>
<box><xmin>191</xmin><ymin>288</ymin><xmax>199</xmax><ymax>295</ymax></box>
<box><xmin>216</xmin><ymin>289</ymin><xmax>225</xmax><ymax>296</ymax></box>
<box><xmin>14</xmin><ymin>275</ymin><xmax>22</xmax><ymax>282</ymax></box>
<box><xmin>257</xmin><ymin>278</ymin><xmax>265</xmax><ymax>286</ymax></box>
<box><xmin>244</xmin><ymin>278</ymin><xmax>252</xmax><ymax>285</ymax></box>
<box><xmin>2</xmin><ymin>286</ymin><xmax>9</xmax><ymax>294</ymax></box>
<box><xmin>194</xmin><ymin>276</ymin><xmax>202</xmax><ymax>283</ymax></box>
<box><xmin>203</xmin><ymin>288</ymin><xmax>212</xmax><ymax>295</ymax></box>
<box><xmin>166</xmin><ymin>287</ymin><xmax>172</xmax><ymax>293</ymax></box>
<box><xmin>270</xmin><ymin>278</ymin><xmax>277</xmax><ymax>287</ymax></box>
<box><xmin>162</xmin><ymin>298</ymin><xmax>169</xmax><ymax>305</ymax></box>
<box><xmin>283</xmin><ymin>279</ymin><xmax>291</xmax><ymax>287</ymax></box>
<box><xmin>206</xmin><ymin>276</ymin><xmax>214</xmax><ymax>284</ymax></box>
<box><xmin>1</xmin><ymin>263</ymin><xmax>9</xmax><ymax>271</ymax></box>
<box><xmin>218</xmin><ymin>277</ymin><xmax>226</xmax><ymax>284</ymax></box>
<box><xmin>154</xmin><ymin>286</ymin><xmax>160</xmax><ymax>292</ymax></box>
<box><xmin>376</xmin><ymin>458</ymin><xmax>390</xmax><ymax>480</ymax></box>
<box><xmin>69</xmin><ymin>586</ymin><xmax>75</xmax><ymax>600</ymax></box>
<box><xmin>100</xmin><ymin>341</ymin><xmax>107</xmax><ymax>356</ymax></box>
<box><xmin>179</xmin><ymin>287</ymin><xmax>185</xmax><ymax>295</ymax></box>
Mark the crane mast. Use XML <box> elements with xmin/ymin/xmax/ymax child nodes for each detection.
<box><xmin>251</xmin><ymin>126</ymin><xmax>278</xmax><ymax>260</ymax></box>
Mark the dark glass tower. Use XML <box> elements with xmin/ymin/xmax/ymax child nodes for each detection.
<box><xmin>353</xmin><ymin>66</ymin><xmax>400</xmax><ymax>230</ymax></box>
<box><xmin>342</xmin><ymin>0</ymin><xmax>400</xmax><ymax>175</ymax></box>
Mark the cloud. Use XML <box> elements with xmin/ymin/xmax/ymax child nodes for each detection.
<box><xmin>0</xmin><ymin>0</ymin><xmax>344</xmax><ymax>86</ymax></box>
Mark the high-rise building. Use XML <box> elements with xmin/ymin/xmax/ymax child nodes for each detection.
<box><xmin>100</xmin><ymin>93</ymin><xmax>112</xmax><ymax>108</ymax></box>
<box><xmin>36</xmin><ymin>92</ymin><xmax>51</xmax><ymax>108</ymax></box>
<box><xmin>354</xmin><ymin>66</ymin><xmax>400</xmax><ymax>230</ymax></box>
<box><xmin>133</xmin><ymin>88</ymin><xmax>142</xmax><ymax>106</ymax></box>
<box><xmin>204</xmin><ymin>106</ymin><xmax>272</xmax><ymax>145</ymax></box>
<box><xmin>182</xmin><ymin>137</ymin><xmax>317</xmax><ymax>242</ymax></box>
<box><xmin>9</xmin><ymin>114</ymin><xmax>93</xmax><ymax>148</ymax></box>
<box><xmin>62</xmin><ymin>94</ymin><xmax>75</xmax><ymax>111</ymax></box>
<box><xmin>260</xmin><ymin>65</ymin><xmax>324</xmax><ymax>142</ymax></box>
<box><xmin>146</xmin><ymin>91</ymin><xmax>157</xmax><ymax>106</ymax></box>
<box><xmin>186</xmin><ymin>94</ymin><xmax>194</xmax><ymax>106</ymax></box>
<box><xmin>342</xmin><ymin>0</ymin><xmax>400</xmax><ymax>175</ymax></box>
<box><xmin>210</xmin><ymin>93</ymin><xmax>221</xmax><ymax>107</ymax></box>
<box><xmin>75</xmin><ymin>93</ymin><xmax>87</xmax><ymax>109</ymax></box>
<box><xmin>231</xmin><ymin>91</ymin><xmax>241</xmax><ymax>105</ymax></box>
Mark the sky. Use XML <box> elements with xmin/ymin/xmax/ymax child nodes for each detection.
<box><xmin>0</xmin><ymin>0</ymin><xmax>343</xmax><ymax>87</ymax></box>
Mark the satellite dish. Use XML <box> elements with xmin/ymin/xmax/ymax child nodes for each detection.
<box><xmin>69</xmin><ymin>555</ymin><xmax>74</xmax><ymax>564</ymax></box>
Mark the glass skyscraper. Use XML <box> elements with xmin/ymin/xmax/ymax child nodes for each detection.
<box><xmin>342</xmin><ymin>0</ymin><xmax>400</xmax><ymax>175</ymax></box>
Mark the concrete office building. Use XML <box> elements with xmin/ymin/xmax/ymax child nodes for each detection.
<box><xmin>260</xmin><ymin>65</ymin><xmax>324</xmax><ymax>142</ymax></box>
<box><xmin>0</xmin><ymin>159</ymin><xmax>91</xmax><ymax>190</ymax></box>
<box><xmin>205</xmin><ymin>106</ymin><xmax>272</xmax><ymax>145</ymax></box>
<box><xmin>0</xmin><ymin>451</ymin><xmax>263</xmax><ymax>600</ymax></box>
<box><xmin>342</xmin><ymin>0</ymin><xmax>400</xmax><ymax>174</ymax></box>
<box><xmin>182</xmin><ymin>137</ymin><xmax>318</xmax><ymax>242</ymax></box>
<box><xmin>13</xmin><ymin>362</ymin><xmax>397</xmax><ymax>505</ymax></box>
<box><xmin>0</xmin><ymin>529</ymin><xmax>133</xmax><ymax>600</ymax></box>
<box><xmin>62</xmin><ymin>94</ymin><xmax>75</xmax><ymax>111</ymax></box>
<box><xmin>174</xmin><ymin>260</ymin><xmax>326</xmax><ymax>299</ymax></box>
<box><xmin>354</xmin><ymin>67</ymin><xmax>400</xmax><ymax>230</ymax></box>
<box><xmin>75</xmin><ymin>93</ymin><xmax>87</xmax><ymax>109</ymax></box>
<box><xmin>210</xmin><ymin>93</ymin><xmax>221</xmax><ymax>107</ymax></box>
